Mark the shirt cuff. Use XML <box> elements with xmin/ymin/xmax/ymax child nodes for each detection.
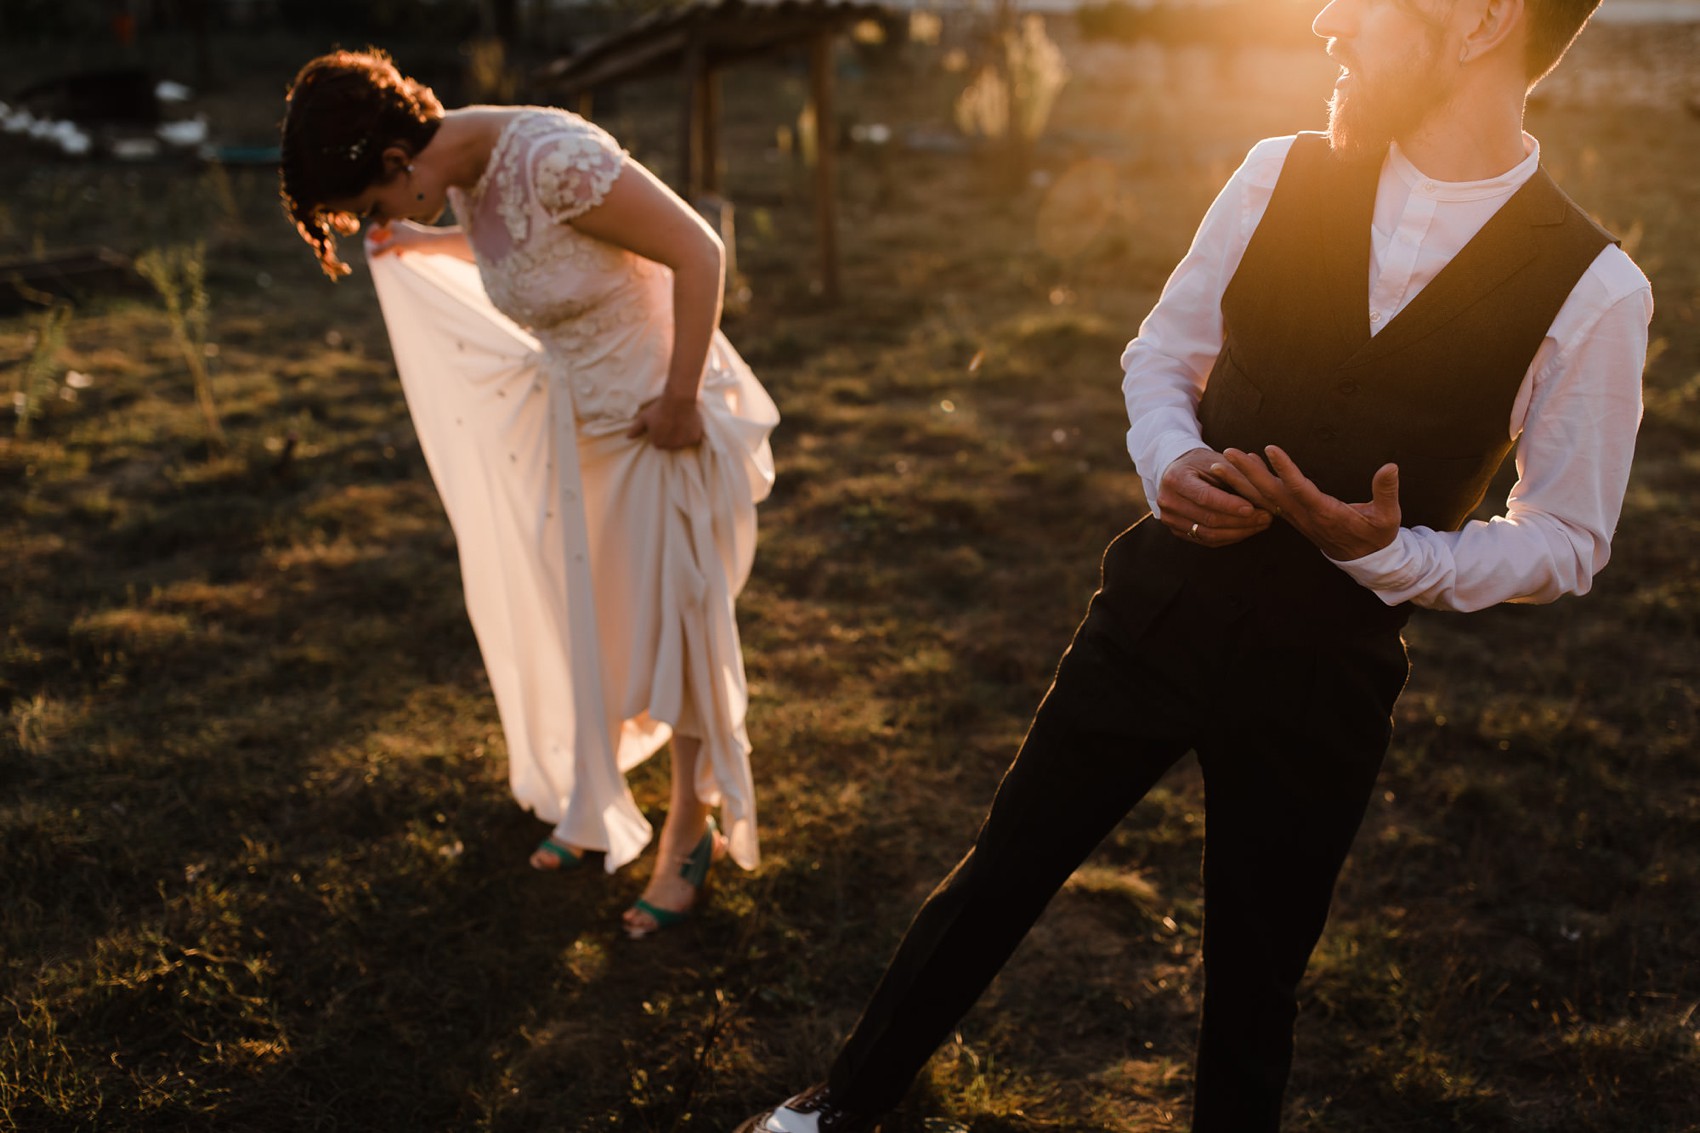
<box><xmin>1135</xmin><ymin>429</ymin><xmax>1210</xmax><ymax>518</ymax></box>
<box><xmin>1326</xmin><ymin>529</ymin><xmax>1421</xmax><ymax>606</ymax></box>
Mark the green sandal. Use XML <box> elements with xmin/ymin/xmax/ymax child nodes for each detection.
<box><xmin>530</xmin><ymin>836</ymin><xmax>584</xmax><ymax>872</ymax></box>
<box><xmin>625</xmin><ymin>817</ymin><xmax>720</xmax><ymax>939</ymax></box>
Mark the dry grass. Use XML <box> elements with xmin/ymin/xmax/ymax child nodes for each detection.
<box><xmin>3</xmin><ymin>15</ymin><xmax>1697</xmax><ymax>1133</ymax></box>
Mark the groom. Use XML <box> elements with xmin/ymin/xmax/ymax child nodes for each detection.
<box><xmin>738</xmin><ymin>0</ymin><xmax>1650</xmax><ymax>1130</ymax></box>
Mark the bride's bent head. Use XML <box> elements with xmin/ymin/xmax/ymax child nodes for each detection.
<box><xmin>279</xmin><ymin>48</ymin><xmax>445</xmax><ymax>279</ymax></box>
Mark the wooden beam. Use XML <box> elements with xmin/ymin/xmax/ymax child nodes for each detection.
<box><xmin>0</xmin><ymin>247</ymin><xmax>136</xmax><ymax>315</ymax></box>
<box><xmin>541</xmin><ymin>26</ymin><xmax>691</xmax><ymax>96</ymax></box>
<box><xmin>808</xmin><ymin>31</ymin><xmax>840</xmax><ymax>303</ymax></box>
<box><xmin>539</xmin><ymin>8</ymin><xmax>881</xmax><ymax>97</ymax></box>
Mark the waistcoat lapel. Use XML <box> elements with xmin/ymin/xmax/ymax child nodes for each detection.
<box><xmin>1344</xmin><ymin>168</ymin><xmax>1571</xmax><ymax>369</ymax></box>
<box><xmin>1322</xmin><ymin>150</ymin><xmax>1382</xmax><ymax>349</ymax></box>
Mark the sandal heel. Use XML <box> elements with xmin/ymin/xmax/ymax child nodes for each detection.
<box><xmin>625</xmin><ymin>816</ymin><xmax>721</xmax><ymax>939</ymax></box>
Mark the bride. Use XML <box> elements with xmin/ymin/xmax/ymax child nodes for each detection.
<box><xmin>278</xmin><ymin>48</ymin><xmax>778</xmax><ymax>939</ymax></box>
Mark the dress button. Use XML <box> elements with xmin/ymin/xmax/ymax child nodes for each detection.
<box><xmin>1369</xmin><ymin>310</ymin><xmax>1383</xmax><ymax>323</ymax></box>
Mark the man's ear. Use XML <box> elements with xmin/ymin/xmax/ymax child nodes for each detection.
<box><xmin>1459</xmin><ymin>0</ymin><xmax>1524</xmax><ymax>63</ymax></box>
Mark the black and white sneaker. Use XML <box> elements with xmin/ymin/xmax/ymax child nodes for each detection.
<box><xmin>732</xmin><ymin>1083</ymin><xmax>881</xmax><ymax>1133</ymax></box>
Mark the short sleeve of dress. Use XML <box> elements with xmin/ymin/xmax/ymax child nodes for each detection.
<box><xmin>530</xmin><ymin>114</ymin><xmax>627</xmax><ymax>223</ymax></box>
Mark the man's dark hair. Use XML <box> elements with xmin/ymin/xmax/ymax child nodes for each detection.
<box><xmin>1525</xmin><ymin>0</ymin><xmax>1603</xmax><ymax>86</ymax></box>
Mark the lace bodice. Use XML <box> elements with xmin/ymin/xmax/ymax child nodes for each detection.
<box><xmin>448</xmin><ymin>107</ymin><xmax>676</xmax><ymax>425</ymax></box>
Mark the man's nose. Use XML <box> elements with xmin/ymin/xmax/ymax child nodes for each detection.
<box><xmin>1312</xmin><ymin>0</ymin><xmax>1354</xmax><ymax>41</ymax></box>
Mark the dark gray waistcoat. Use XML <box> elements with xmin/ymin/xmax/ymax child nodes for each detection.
<box><xmin>1107</xmin><ymin>132</ymin><xmax>1614</xmax><ymax>641</ymax></box>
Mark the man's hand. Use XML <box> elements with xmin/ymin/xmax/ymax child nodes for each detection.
<box><xmin>627</xmin><ymin>394</ymin><xmax>704</xmax><ymax>450</ymax></box>
<box><xmin>1214</xmin><ymin>444</ymin><xmax>1401</xmax><ymax>561</ymax></box>
<box><xmin>1157</xmin><ymin>446</ymin><xmax>1274</xmax><ymax>547</ymax></box>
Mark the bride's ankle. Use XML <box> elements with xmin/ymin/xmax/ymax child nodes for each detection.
<box><xmin>655</xmin><ymin>810</ymin><xmax>710</xmax><ymax>853</ymax></box>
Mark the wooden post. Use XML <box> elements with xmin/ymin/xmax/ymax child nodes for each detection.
<box><xmin>808</xmin><ymin>31</ymin><xmax>840</xmax><ymax>303</ymax></box>
<box><xmin>680</xmin><ymin>40</ymin><xmax>706</xmax><ymax>201</ymax></box>
<box><xmin>701</xmin><ymin>67</ymin><xmax>722</xmax><ymax>196</ymax></box>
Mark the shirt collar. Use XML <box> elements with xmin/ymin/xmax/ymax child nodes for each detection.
<box><xmin>1387</xmin><ymin>133</ymin><xmax>1541</xmax><ymax>203</ymax></box>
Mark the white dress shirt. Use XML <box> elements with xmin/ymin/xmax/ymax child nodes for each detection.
<box><xmin>1121</xmin><ymin>134</ymin><xmax>1653</xmax><ymax>612</ymax></box>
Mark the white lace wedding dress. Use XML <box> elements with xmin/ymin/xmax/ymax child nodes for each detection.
<box><xmin>366</xmin><ymin>107</ymin><xmax>777</xmax><ymax>873</ymax></box>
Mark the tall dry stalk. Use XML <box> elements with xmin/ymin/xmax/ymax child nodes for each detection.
<box><xmin>954</xmin><ymin>13</ymin><xmax>1070</xmax><ymax>145</ymax></box>
<box><xmin>954</xmin><ymin>10</ymin><xmax>1070</xmax><ymax>191</ymax></box>
<box><xmin>136</xmin><ymin>242</ymin><xmax>225</xmax><ymax>455</ymax></box>
<box><xmin>10</xmin><ymin>303</ymin><xmax>71</xmax><ymax>438</ymax></box>
<box><xmin>465</xmin><ymin>37</ymin><xmax>516</xmax><ymax>103</ymax></box>
<box><xmin>1006</xmin><ymin>14</ymin><xmax>1069</xmax><ymax>144</ymax></box>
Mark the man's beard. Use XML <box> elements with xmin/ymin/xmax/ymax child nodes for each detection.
<box><xmin>1326</xmin><ymin>46</ymin><xmax>1452</xmax><ymax>160</ymax></box>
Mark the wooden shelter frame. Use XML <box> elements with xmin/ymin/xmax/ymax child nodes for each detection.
<box><xmin>536</xmin><ymin>0</ymin><xmax>891</xmax><ymax>302</ymax></box>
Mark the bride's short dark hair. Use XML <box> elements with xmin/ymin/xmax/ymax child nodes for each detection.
<box><xmin>280</xmin><ymin>48</ymin><xmax>444</xmax><ymax>279</ymax></box>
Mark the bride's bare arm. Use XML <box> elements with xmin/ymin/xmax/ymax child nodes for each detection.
<box><xmin>368</xmin><ymin>220</ymin><xmax>477</xmax><ymax>264</ymax></box>
<box><xmin>568</xmin><ymin>160</ymin><xmax>724</xmax><ymax>450</ymax></box>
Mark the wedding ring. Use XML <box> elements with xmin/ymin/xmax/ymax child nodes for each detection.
<box><xmin>1189</xmin><ymin>521</ymin><xmax>1200</xmax><ymax>541</ymax></box>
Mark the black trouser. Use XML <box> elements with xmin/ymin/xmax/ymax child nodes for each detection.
<box><xmin>826</xmin><ymin>531</ymin><xmax>1409</xmax><ymax>1132</ymax></box>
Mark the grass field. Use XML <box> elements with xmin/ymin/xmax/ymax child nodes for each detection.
<box><xmin>3</xmin><ymin>12</ymin><xmax>1698</xmax><ymax>1132</ymax></box>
